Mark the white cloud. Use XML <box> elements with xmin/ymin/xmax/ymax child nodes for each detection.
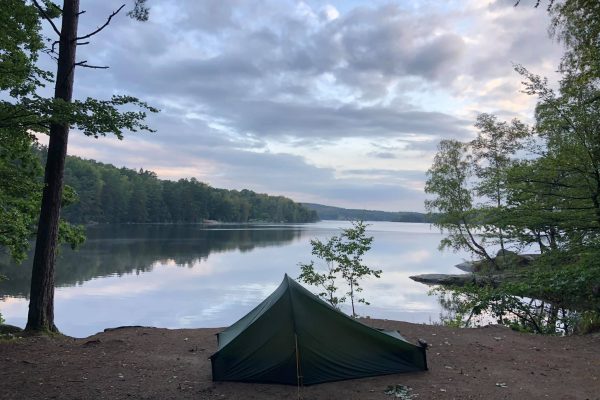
<box><xmin>50</xmin><ymin>0</ymin><xmax>563</xmax><ymax>211</ymax></box>
<box><xmin>320</xmin><ymin>4</ymin><xmax>340</xmax><ymax>21</ymax></box>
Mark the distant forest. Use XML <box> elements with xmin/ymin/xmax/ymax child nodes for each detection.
<box><xmin>302</xmin><ymin>203</ymin><xmax>429</xmax><ymax>223</ymax></box>
<box><xmin>58</xmin><ymin>153</ymin><xmax>318</xmax><ymax>224</ymax></box>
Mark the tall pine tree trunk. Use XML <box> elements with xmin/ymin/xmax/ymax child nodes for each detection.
<box><xmin>26</xmin><ymin>0</ymin><xmax>79</xmax><ymax>332</ymax></box>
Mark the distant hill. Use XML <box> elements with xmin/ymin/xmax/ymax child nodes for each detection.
<box><xmin>301</xmin><ymin>203</ymin><xmax>430</xmax><ymax>223</ymax></box>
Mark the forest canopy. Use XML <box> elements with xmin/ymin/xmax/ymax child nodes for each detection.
<box><xmin>57</xmin><ymin>150</ymin><xmax>318</xmax><ymax>225</ymax></box>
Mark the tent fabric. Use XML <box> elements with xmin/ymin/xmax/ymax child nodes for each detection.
<box><xmin>210</xmin><ymin>274</ymin><xmax>428</xmax><ymax>385</ymax></box>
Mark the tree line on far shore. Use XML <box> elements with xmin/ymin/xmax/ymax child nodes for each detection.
<box><xmin>57</xmin><ymin>151</ymin><xmax>319</xmax><ymax>225</ymax></box>
<box><xmin>301</xmin><ymin>203</ymin><xmax>430</xmax><ymax>223</ymax></box>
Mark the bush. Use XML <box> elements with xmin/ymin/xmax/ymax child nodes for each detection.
<box><xmin>298</xmin><ymin>221</ymin><xmax>381</xmax><ymax>317</ymax></box>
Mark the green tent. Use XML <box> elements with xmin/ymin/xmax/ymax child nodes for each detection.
<box><xmin>210</xmin><ymin>275</ymin><xmax>427</xmax><ymax>385</ymax></box>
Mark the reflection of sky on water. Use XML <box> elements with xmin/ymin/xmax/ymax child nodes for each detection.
<box><xmin>0</xmin><ymin>221</ymin><xmax>471</xmax><ymax>337</ymax></box>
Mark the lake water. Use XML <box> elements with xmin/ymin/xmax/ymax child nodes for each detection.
<box><xmin>0</xmin><ymin>221</ymin><xmax>470</xmax><ymax>337</ymax></box>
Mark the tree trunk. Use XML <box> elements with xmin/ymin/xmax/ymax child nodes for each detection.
<box><xmin>26</xmin><ymin>0</ymin><xmax>79</xmax><ymax>333</ymax></box>
<box><xmin>350</xmin><ymin>280</ymin><xmax>355</xmax><ymax>317</ymax></box>
<box><xmin>497</xmin><ymin>183</ymin><xmax>505</xmax><ymax>252</ymax></box>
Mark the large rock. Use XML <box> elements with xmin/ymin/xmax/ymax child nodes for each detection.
<box><xmin>409</xmin><ymin>273</ymin><xmax>475</xmax><ymax>286</ymax></box>
<box><xmin>409</xmin><ymin>273</ymin><xmax>505</xmax><ymax>287</ymax></box>
<box><xmin>454</xmin><ymin>261</ymin><xmax>477</xmax><ymax>272</ymax></box>
<box><xmin>411</xmin><ymin>253</ymin><xmax>539</xmax><ymax>288</ymax></box>
<box><xmin>495</xmin><ymin>249</ymin><xmax>527</xmax><ymax>269</ymax></box>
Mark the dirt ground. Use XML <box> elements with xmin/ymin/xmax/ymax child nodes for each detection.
<box><xmin>0</xmin><ymin>319</ymin><xmax>598</xmax><ymax>400</ymax></box>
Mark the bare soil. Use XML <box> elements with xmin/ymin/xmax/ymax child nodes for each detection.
<box><xmin>1</xmin><ymin>320</ymin><xmax>598</xmax><ymax>400</ymax></box>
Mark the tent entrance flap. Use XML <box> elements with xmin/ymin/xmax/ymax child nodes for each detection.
<box><xmin>210</xmin><ymin>274</ymin><xmax>427</xmax><ymax>385</ymax></box>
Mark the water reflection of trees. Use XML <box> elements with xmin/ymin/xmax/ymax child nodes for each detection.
<box><xmin>0</xmin><ymin>224</ymin><xmax>302</xmax><ymax>298</ymax></box>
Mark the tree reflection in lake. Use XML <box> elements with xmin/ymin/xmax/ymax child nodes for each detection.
<box><xmin>0</xmin><ymin>221</ymin><xmax>470</xmax><ymax>337</ymax></box>
<box><xmin>0</xmin><ymin>224</ymin><xmax>302</xmax><ymax>298</ymax></box>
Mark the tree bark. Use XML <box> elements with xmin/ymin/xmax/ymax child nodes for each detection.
<box><xmin>26</xmin><ymin>0</ymin><xmax>79</xmax><ymax>332</ymax></box>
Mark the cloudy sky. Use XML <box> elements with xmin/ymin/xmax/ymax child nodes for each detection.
<box><xmin>41</xmin><ymin>0</ymin><xmax>562</xmax><ymax>211</ymax></box>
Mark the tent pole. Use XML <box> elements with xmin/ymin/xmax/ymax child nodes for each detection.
<box><xmin>295</xmin><ymin>333</ymin><xmax>302</xmax><ymax>399</ymax></box>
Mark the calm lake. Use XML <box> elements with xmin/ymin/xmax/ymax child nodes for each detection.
<box><xmin>0</xmin><ymin>221</ymin><xmax>469</xmax><ymax>337</ymax></box>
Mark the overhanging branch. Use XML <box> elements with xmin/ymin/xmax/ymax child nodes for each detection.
<box><xmin>75</xmin><ymin>60</ymin><xmax>109</xmax><ymax>69</ymax></box>
<box><xmin>76</xmin><ymin>4</ymin><xmax>125</xmax><ymax>41</ymax></box>
<box><xmin>32</xmin><ymin>0</ymin><xmax>61</xmax><ymax>37</ymax></box>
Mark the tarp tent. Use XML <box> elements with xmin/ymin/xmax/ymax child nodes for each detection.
<box><xmin>210</xmin><ymin>274</ymin><xmax>427</xmax><ymax>385</ymax></box>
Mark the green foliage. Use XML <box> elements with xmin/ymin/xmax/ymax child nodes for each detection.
<box><xmin>0</xmin><ymin>134</ymin><xmax>42</xmax><ymax>262</ymax></box>
<box><xmin>0</xmin><ymin>0</ymin><xmax>47</xmax><ymax>96</ymax></box>
<box><xmin>127</xmin><ymin>0</ymin><xmax>150</xmax><ymax>21</ymax></box>
<box><xmin>576</xmin><ymin>311</ymin><xmax>600</xmax><ymax>334</ymax></box>
<box><xmin>0</xmin><ymin>136</ymin><xmax>86</xmax><ymax>262</ymax></box>
<box><xmin>433</xmin><ymin>248</ymin><xmax>600</xmax><ymax>335</ymax></box>
<box><xmin>299</xmin><ymin>260</ymin><xmax>343</xmax><ymax>309</ymax></box>
<box><xmin>431</xmin><ymin>245</ymin><xmax>600</xmax><ymax>334</ymax></box>
<box><xmin>426</xmin><ymin>117</ymin><xmax>534</xmax><ymax>262</ymax></box>
<box><xmin>426</xmin><ymin>2</ymin><xmax>600</xmax><ymax>334</ymax></box>
<box><xmin>549</xmin><ymin>0</ymin><xmax>600</xmax><ymax>84</ymax></box>
<box><xmin>434</xmin><ymin>284</ymin><xmax>554</xmax><ymax>334</ymax></box>
<box><xmin>58</xmin><ymin>219</ymin><xmax>85</xmax><ymax>251</ymax></box>
<box><xmin>514</xmin><ymin>64</ymin><xmax>600</xmax><ymax>236</ymax></box>
<box><xmin>434</xmin><ymin>287</ymin><xmax>477</xmax><ymax>328</ymax></box>
<box><xmin>0</xmin><ymin>1</ymin><xmax>85</xmax><ymax>262</ymax></box>
<box><xmin>471</xmin><ymin>114</ymin><xmax>529</xmax><ymax>252</ymax></box>
<box><xmin>56</xmin><ymin>153</ymin><xmax>318</xmax><ymax>224</ymax></box>
<box><xmin>0</xmin><ymin>1</ymin><xmax>43</xmax><ymax>262</ymax></box>
<box><xmin>505</xmin><ymin>249</ymin><xmax>600</xmax><ymax>314</ymax></box>
<box><xmin>425</xmin><ymin>139</ymin><xmax>495</xmax><ymax>262</ymax></box>
<box><xmin>9</xmin><ymin>94</ymin><xmax>158</xmax><ymax>138</ymax></box>
<box><xmin>299</xmin><ymin>221</ymin><xmax>381</xmax><ymax>316</ymax></box>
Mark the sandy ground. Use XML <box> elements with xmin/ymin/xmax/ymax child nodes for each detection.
<box><xmin>0</xmin><ymin>319</ymin><xmax>598</xmax><ymax>400</ymax></box>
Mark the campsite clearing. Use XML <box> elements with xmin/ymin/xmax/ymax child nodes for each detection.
<box><xmin>0</xmin><ymin>319</ymin><xmax>598</xmax><ymax>399</ymax></box>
